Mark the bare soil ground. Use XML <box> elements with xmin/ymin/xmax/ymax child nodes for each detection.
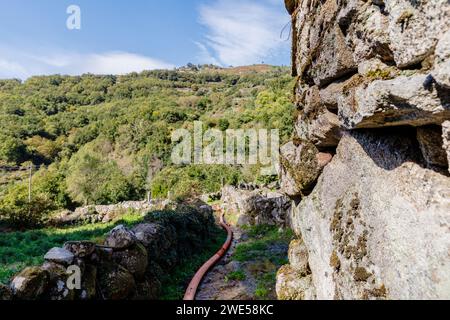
<box><xmin>195</xmin><ymin>211</ymin><xmax>292</xmax><ymax>300</ymax></box>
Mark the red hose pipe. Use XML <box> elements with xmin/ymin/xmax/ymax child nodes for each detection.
<box><xmin>183</xmin><ymin>213</ymin><xmax>233</xmax><ymax>300</ymax></box>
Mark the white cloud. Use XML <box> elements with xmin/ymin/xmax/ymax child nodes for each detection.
<box><xmin>0</xmin><ymin>58</ymin><xmax>30</xmax><ymax>79</ymax></box>
<box><xmin>0</xmin><ymin>47</ymin><xmax>175</xmax><ymax>79</ymax></box>
<box><xmin>194</xmin><ymin>41</ymin><xmax>221</xmax><ymax>66</ymax></box>
<box><xmin>197</xmin><ymin>0</ymin><xmax>290</xmax><ymax>67</ymax></box>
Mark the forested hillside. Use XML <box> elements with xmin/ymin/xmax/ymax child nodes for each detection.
<box><xmin>0</xmin><ymin>65</ymin><xmax>294</xmax><ymax>227</ymax></box>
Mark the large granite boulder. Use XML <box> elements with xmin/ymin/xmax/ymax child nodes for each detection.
<box><xmin>280</xmin><ymin>141</ymin><xmax>332</xmax><ymax>197</ymax></box>
<box><xmin>112</xmin><ymin>243</ymin><xmax>148</xmax><ymax>280</ymax></box>
<box><xmin>10</xmin><ymin>267</ymin><xmax>49</xmax><ymax>300</ymax></box>
<box><xmin>386</xmin><ymin>0</ymin><xmax>450</xmax><ymax>68</ymax></box>
<box><xmin>288</xmin><ymin>130</ymin><xmax>450</xmax><ymax>299</ymax></box>
<box><xmin>221</xmin><ymin>186</ymin><xmax>291</xmax><ymax>227</ymax></box>
<box><xmin>0</xmin><ymin>284</ymin><xmax>12</xmax><ymax>300</ymax></box>
<box><xmin>338</xmin><ymin>74</ymin><xmax>450</xmax><ymax>129</ymax></box>
<box><xmin>104</xmin><ymin>225</ymin><xmax>137</xmax><ymax>249</ymax></box>
<box><xmin>44</xmin><ymin>247</ymin><xmax>74</xmax><ymax>266</ymax></box>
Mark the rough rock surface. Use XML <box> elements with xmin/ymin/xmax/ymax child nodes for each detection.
<box><xmin>443</xmin><ymin>121</ymin><xmax>450</xmax><ymax>174</ymax></box>
<box><xmin>63</xmin><ymin>241</ymin><xmax>96</xmax><ymax>258</ymax></box>
<box><xmin>112</xmin><ymin>243</ymin><xmax>148</xmax><ymax>280</ymax></box>
<box><xmin>295</xmin><ymin>109</ymin><xmax>342</xmax><ymax>148</ymax></box>
<box><xmin>221</xmin><ymin>186</ymin><xmax>291</xmax><ymax>226</ymax></box>
<box><xmin>432</xmin><ymin>30</ymin><xmax>450</xmax><ymax>89</ymax></box>
<box><xmin>131</xmin><ymin>223</ymin><xmax>160</xmax><ymax>247</ymax></box>
<box><xmin>280</xmin><ymin>0</ymin><xmax>450</xmax><ymax>300</ymax></box>
<box><xmin>339</xmin><ymin>74</ymin><xmax>450</xmax><ymax>129</ymax></box>
<box><xmin>104</xmin><ymin>225</ymin><xmax>137</xmax><ymax>249</ymax></box>
<box><xmin>44</xmin><ymin>247</ymin><xmax>75</xmax><ymax>266</ymax></box>
<box><xmin>290</xmin><ymin>130</ymin><xmax>450</xmax><ymax>299</ymax></box>
<box><xmin>41</xmin><ymin>262</ymin><xmax>76</xmax><ymax>300</ymax></box>
<box><xmin>0</xmin><ymin>284</ymin><xmax>12</xmax><ymax>300</ymax></box>
<box><xmin>97</xmin><ymin>263</ymin><xmax>136</xmax><ymax>300</ymax></box>
<box><xmin>10</xmin><ymin>267</ymin><xmax>49</xmax><ymax>300</ymax></box>
<box><xmin>416</xmin><ymin>126</ymin><xmax>449</xmax><ymax>169</ymax></box>
<box><xmin>287</xmin><ymin>239</ymin><xmax>310</xmax><ymax>275</ymax></box>
<box><xmin>276</xmin><ymin>265</ymin><xmax>315</xmax><ymax>300</ymax></box>
<box><xmin>280</xmin><ymin>141</ymin><xmax>332</xmax><ymax>196</ymax></box>
<box><xmin>386</xmin><ymin>0</ymin><xmax>450</xmax><ymax>68</ymax></box>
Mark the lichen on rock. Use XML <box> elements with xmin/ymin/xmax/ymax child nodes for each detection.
<box><xmin>282</xmin><ymin>0</ymin><xmax>450</xmax><ymax>299</ymax></box>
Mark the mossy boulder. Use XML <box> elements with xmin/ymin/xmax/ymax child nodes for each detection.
<box><xmin>64</xmin><ymin>241</ymin><xmax>96</xmax><ymax>258</ymax></box>
<box><xmin>41</xmin><ymin>262</ymin><xmax>76</xmax><ymax>300</ymax></box>
<box><xmin>79</xmin><ymin>264</ymin><xmax>97</xmax><ymax>300</ymax></box>
<box><xmin>134</xmin><ymin>276</ymin><xmax>161</xmax><ymax>300</ymax></box>
<box><xmin>113</xmin><ymin>243</ymin><xmax>148</xmax><ymax>280</ymax></box>
<box><xmin>104</xmin><ymin>225</ymin><xmax>137</xmax><ymax>249</ymax></box>
<box><xmin>0</xmin><ymin>284</ymin><xmax>12</xmax><ymax>300</ymax></box>
<box><xmin>97</xmin><ymin>263</ymin><xmax>136</xmax><ymax>300</ymax></box>
<box><xmin>276</xmin><ymin>265</ymin><xmax>315</xmax><ymax>300</ymax></box>
<box><xmin>288</xmin><ymin>239</ymin><xmax>310</xmax><ymax>275</ymax></box>
<box><xmin>280</xmin><ymin>141</ymin><xmax>329</xmax><ymax>197</ymax></box>
<box><xmin>10</xmin><ymin>266</ymin><xmax>49</xmax><ymax>300</ymax></box>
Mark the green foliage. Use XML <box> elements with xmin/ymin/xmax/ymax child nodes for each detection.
<box><xmin>0</xmin><ymin>183</ymin><xmax>54</xmax><ymax>228</ymax></box>
<box><xmin>0</xmin><ymin>135</ymin><xmax>28</xmax><ymax>164</ymax></box>
<box><xmin>0</xmin><ymin>211</ymin><xmax>144</xmax><ymax>284</ymax></box>
<box><xmin>0</xmin><ymin>66</ymin><xmax>294</xmax><ymax>223</ymax></box>
<box><xmin>225</xmin><ymin>270</ymin><xmax>246</xmax><ymax>282</ymax></box>
<box><xmin>66</xmin><ymin>139</ymin><xmax>134</xmax><ymax>205</ymax></box>
<box><xmin>255</xmin><ymin>273</ymin><xmax>274</xmax><ymax>299</ymax></box>
<box><xmin>33</xmin><ymin>164</ymin><xmax>73</xmax><ymax>209</ymax></box>
<box><xmin>232</xmin><ymin>224</ymin><xmax>293</xmax><ymax>300</ymax></box>
<box><xmin>151</xmin><ymin>165</ymin><xmax>241</xmax><ymax>200</ymax></box>
<box><xmin>234</xmin><ymin>225</ymin><xmax>293</xmax><ymax>263</ymax></box>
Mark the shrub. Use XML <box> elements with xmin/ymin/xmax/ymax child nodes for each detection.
<box><xmin>0</xmin><ymin>183</ymin><xmax>54</xmax><ymax>229</ymax></box>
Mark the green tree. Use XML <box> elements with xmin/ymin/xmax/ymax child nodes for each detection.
<box><xmin>0</xmin><ymin>135</ymin><xmax>28</xmax><ymax>164</ymax></box>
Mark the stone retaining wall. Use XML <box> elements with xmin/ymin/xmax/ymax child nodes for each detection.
<box><xmin>0</xmin><ymin>203</ymin><xmax>216</xmax><ymax>300</ymax></box>
<box><xmin>277</xmin><ymin>0</ymin><xmax>450</xmax><ymax>300</ymax></box>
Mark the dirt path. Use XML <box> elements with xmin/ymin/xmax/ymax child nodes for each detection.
<box><xmin>196</xmin><ymin>226</ymin><xmax>256</xmax><ymax>300</ymax></box>
<box><xmin>195</xmin><ymin>212</ymin><xmax>292</xmax><ymax>300</ymax></box>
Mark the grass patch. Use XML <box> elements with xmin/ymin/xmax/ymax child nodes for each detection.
<box><xmin>233</xmin><ymin>224</ymin><xmax>294</xmax><ymax>300</ymax></box>
<box><xmin>233</xmin><ymin>225</ymin><xmax>293</xmax><ymax>263</ymax></box>
<box><xmin>159</xmin><ymin>226</ymin><xmax>227</xmax><ymax>300</ymax></box>
<box><xmin>0</xmin><ymin>211</ymin><xmax>144</xmax><ymax>284</ymax></box>
<box><xmin>225</xmin><ymin>270</ymin><xmax>246</xmax><ymax>283</ymax></box>
<box><xmin>255</xmin><ymin>272</ymin><xmax>277</xmax><ymax>300</ymax></box>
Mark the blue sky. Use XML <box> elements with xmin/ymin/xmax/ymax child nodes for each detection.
<box><xmin>0</xmin><ymin>0</ymin><xmax>291</xmax><ymax>79</ymax></box>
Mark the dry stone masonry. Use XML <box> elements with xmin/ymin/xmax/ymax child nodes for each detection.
<box><xmin>278</xmin><ymin>0</ymin><xmax>450</xmax><ymax>300</ymax></box>
<box><xmin>220</xmin><ymin>185</ymin><xmax>292</xmax><ymax>227</ymax></box>
<box><xmin>2</xmin><ymin>204</ymin><xmax>216</xmax><ymax>300</ymax></box>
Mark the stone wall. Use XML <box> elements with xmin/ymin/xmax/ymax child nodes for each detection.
<box><xmin>1</xmin><ymin>204</ymin><xmax>216</xmax><ymax>300</ymax></box>
<box><xmin>50</xmin><ymin>200</ymin><xmax>171</xmax><ymax>226</ymax></box>
<box><xmin>221</xmin><ymin>186</ymin><xmax>291</xmax><ymax>227</ymax></box>
<box><xmin>277</xmin><ymin>0</ymin><xmax>450</xmax><ymax>300</ymax></box>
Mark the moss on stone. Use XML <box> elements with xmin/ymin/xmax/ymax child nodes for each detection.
<box><xmin>330</xmin><ymin>251</ymin><xmax>341</xmax><ymax>271</ymax></box>
<box><xmin>366</xmin><ymin>68</ymin><xmax>397</xmax><ymax>81</ymax></box>
<box><xmin>353</xmin><ymin>267</ymin><xmax>372</xmax><ymax>282</ymax></box>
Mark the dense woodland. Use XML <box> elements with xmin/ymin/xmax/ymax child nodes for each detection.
<box><xmin>0</xmin><ymin>65</ymin><xmax>294</xmax><ymax>228</ymax></box>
